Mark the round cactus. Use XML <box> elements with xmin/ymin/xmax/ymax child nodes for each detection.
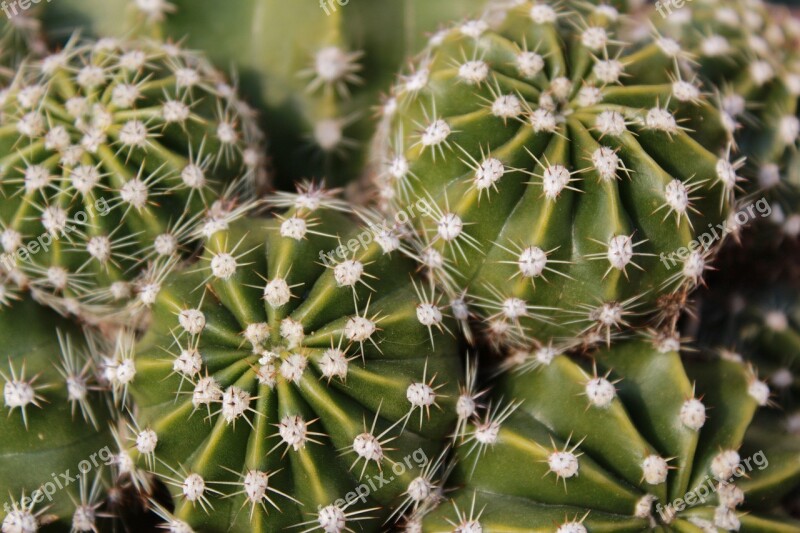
<box><xmin>127</xmin><ymin>195</ymin><xmax>464</xmax><ymax>532</ymax></box>
<box><xmin>0</xmin><ymin>37</ymin><xmax>266</xmax><ymax>322</ymax></box>
<box><xmin>0</xmin><ymin>297</ymin><xmax>116</xmax><ymax>532</ymax></box>
<box><xmin>655</xmin><ymin>0</ymin><xmax>800</xmax><ymax>239</ymax></box>
<box><xmin>413</xmin><ymin>336</ymin><xmax>800</xmax><ymax>532</ymax></box>
<box><xmin>370</xmin><ymin>0</ymin><xmax>735</xmax><ymax>351</ymax></box>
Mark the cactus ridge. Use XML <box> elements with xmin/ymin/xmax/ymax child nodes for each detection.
<box><xmin>371</xmin><ymin>0</ymin><xmax>737</xmax><ymax>352</ymax></box>
<box><xmin>0</xmin><ymin>36</ymin><xmax>266</xmax><ymax>323</ymax></box>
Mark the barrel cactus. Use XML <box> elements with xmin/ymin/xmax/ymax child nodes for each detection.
<box><xmin>370</xmin><ymin>0</ymin><xmax>735</xmax><ymax>351</ymax></box>
<box><xmin>0</xmin><ymin>297</ymin><xmax>117</xmax><ymax>532</ymax></box>
<box><xmin>0</xmin><ymin>37</ymin><xmax>266</xmax><ymax>322</ymax></box>
<box><xmin>655</xmin><ymin>0</ymin><xmax>800</xmax><ymax>239</ymax></box>
<box><xmin>126</xmin><ymin>195</ymin><xmax>464</xmax><ymax>532</ymax></box>
<box><xmin>414</xmin><ymin>336</ymin><xmax>800</xmax><ymax>532</ymax></box>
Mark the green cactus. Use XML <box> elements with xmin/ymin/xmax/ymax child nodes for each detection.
<box><xmin>39</xmin><ymin>0</ymin><xmax>494</xmax><ymax>188</ymax></box>
<box><xmin>0</xmin><ymin>37</ymin><xmax>266</xmax><ymax>323</ymax></box>
<box><xmin>654</xmin><ymin>0</ymin><xmax>800</xmax><ymax>239</ymax></box>
<box><xmin>126</xmin><ymin>193</ymin><xmax>464</xmax><ymax>532</ymax></box>
<box><xmin>0</xmin><ymin>297</ymin><xmax>117</xmax><ymax>532</ymax></box>
<box><xmin>369</xmin><ymin>0</ymin><xmax>736</xmax><ymax>351</ymax></box>
<box><xmin>414</xmin><ymin>336</ymin><xmax>800</xmax><ymax>532</ymax></box>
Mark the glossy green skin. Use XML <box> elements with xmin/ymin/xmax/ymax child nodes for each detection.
<box><xmin>373</xmin><ymin>1</ymin><xmax>732</xmax><ymax>348</ymax></box>
<box><xmin>655</xmin><ymin>0</ymin><xmax>800</xmax><ymax>233</ymax></box>
<box><xmin>131</xmin><ymin>210</ymin><xmax>462</xmax><ymax>532</ymax></box>
<box><xmin>419</xmin><ymin>340</ymin><xmax>796</xmax><ymax>532</ymax></box>
<box><xmin>0</xmin><ymin>298</ymin><xmax>113</xmax><ymax>531</ymax></box>
<box><xmin>40</xmin><ymin>0</ymin><xmax>491</xmax><ymax>187</ymax></box>
<box><xmin>0</xmin><ymin>39</ymin><xmax>262</xmax><ymax>320</ymax></box>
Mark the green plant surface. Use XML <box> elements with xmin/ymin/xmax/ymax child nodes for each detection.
<box><xmin>370</xmin><ymin>0</ymin><xmax>734</xmax><ymax>351</ymax></box>
<box><xmin>0</xmin><ymin>297</ymin><xmax>115</xmax><ymax>532</ymax></box>
<box><xmin>0</xmin><ymin>37</ymin><xmax>265</xmax><ymax>323</ymax></box>
<box><xmin>414</xmin><ymin>337</ymin><xmax>799</xmax><ymax>532</ymax></box>
<box><xmin>127</xmin><ymin>195</ymin><xmax>464</xmax><ymax>532</ymax></box>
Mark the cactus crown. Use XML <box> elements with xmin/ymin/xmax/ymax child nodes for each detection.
<box><xmin>0</xmin><ymin>37</ymin><xmax>265</xmax><ymax>322</ymax></box>
<box><xmin>127</xmin><ymin>195</ymin><xmax>464</xmax><ymax>532</ymax></box>
<box><xmin>371</xmin><ymin>0</ymin><xmax>736</xmax><ymax>351</ymax></box>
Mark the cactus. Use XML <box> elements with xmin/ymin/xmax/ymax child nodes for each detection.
<box><xmin>126</xmin><ymin>194</ymin><xmax>464</xmax><ymax>532</ymax></box>
<box><xmin>369</xmin><ymin>0</ymin><xmax>736</xmax><ymax>351</ymax></box>
<box><xmin>654</xmin><ymin>0</ymin><xmax>800</xmax><ymax>239</ymax></box>
<box><xmin>414</xmin><ymin>336</ymin><xmax>800</xmax><ymax>532</ymax></box>
<box><xmin>0</xmin><ymin>297</ymin><xmax>117</xmax><ymax>532</ymax></box>
<box><xmin>0</xmin><ymin>37</ymin><xmax>266</xmax><ymax>322</ymax></box>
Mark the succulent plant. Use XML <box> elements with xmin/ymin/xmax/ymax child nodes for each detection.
<box><xmin>0</xmin><ymin>37</ymin><xmax>266</xmax><ymax>323</ymax></box>
<box><xmin>0</xmin><ymin>297</ymin><xmax>117</xmax><ymax>532</ymax></box>
<box><xmin>370</xmin><ymin>0</ymin><xmax>737</xmax><ymax>351</ymax></box>
<box><xmin>654</xmin><ymin>0</ymin><xmax>800</xmax><ymax>239</ymax></box>
<box><xmin>126</xmin><ymin>195</ymin><xmax>465</xmax><ymax>532</ymax></box>
<box><xmin>413</xmin><ymin>336</ymin><xmax>800</xmax><ymax>532</ymax></box>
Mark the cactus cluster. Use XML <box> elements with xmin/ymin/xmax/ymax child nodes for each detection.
<box><xmin>0</xmin><ymin>37</ymin><xmax>266</xmax><ymax>322</ymax></box>
<box><xmin>125</xmin><ymin>199</ymin><xmax>466</xmax><ymax>532</ymax></box>
<box><xmin>40</xmin><ymin>0</ymin><xmax>495</xmax><ymax>188</ymax></box>
<box><xmin>655</xmin><ymin>0</ymin><xmax>800</xmax><ymax>238</ymax></box>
